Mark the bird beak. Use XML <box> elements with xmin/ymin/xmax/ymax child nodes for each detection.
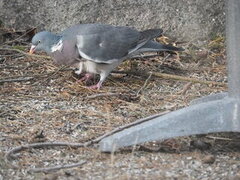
<box><xmin>29</xmin><ymin>45</ymin><xmax>36</xmax><ymax>54</ymax></box>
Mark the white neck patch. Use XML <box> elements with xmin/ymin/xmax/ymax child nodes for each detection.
<box><xmin>51</xmin><ymin>39</ymin><xmax>63</xmax><ymax>52</ymax></box>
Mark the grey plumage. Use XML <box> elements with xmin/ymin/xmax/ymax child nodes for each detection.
<box><xmin>30</xmin><ymin>23</ymin><xmax>184</xmax><ymax>89</ymax></box>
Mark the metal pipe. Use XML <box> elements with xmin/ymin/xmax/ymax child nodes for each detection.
<box><xmin>227</xmin><ymin>0</ymin><xmax>240</xmax><ymax>98</ymax></box>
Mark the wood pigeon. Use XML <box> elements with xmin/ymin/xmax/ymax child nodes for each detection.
<box><xmin>29</xmin><ymin>23</ymin><xmax>184</xmax><ymax>89</ymax></box>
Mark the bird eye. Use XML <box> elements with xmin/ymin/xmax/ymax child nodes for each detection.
<box><xmin>38</xmin><ymin>40</ymin><xmax>41</xmax><ymax>44</ymax></box>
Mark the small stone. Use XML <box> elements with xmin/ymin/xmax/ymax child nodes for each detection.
<box><xmin>202</xmin><ymin>155</ymin><xmax>215</xmax><ymax>164</ymax></box>
<box><xmin>196</xmin><ymin>49</ymin><xmax>208</xmax><ymax>59</ymax></box>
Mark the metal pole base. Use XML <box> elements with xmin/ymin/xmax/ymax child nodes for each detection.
<box><xmin>99</xmin><ymin>95</ymin><xmax>240</xmax><ymax>152</ymax></box>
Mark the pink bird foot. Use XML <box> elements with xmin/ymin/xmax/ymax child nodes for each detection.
<box><xmin>77</xmin><ymin>73</ymin><xmax>93</xmax><ymax>82</ymax></box>
<box><xmin>88</xmin><ymin>82</ymin><xmax>102</xmax><ymax>90</ymax></box>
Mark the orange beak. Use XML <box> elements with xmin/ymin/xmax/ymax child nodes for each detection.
<box><xmin>29</xmin><ymin>45</ymin><xmax>36</xmax><ymax>54</ymax></box>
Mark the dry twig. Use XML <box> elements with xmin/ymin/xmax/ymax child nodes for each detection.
<box><xmin>178</xmin><ymin>82</ymin><xmax>192</xmax><ymax>95</ymax></box>
<box><xmin>5</xmin><ymin>141</ymin><xmax>89</xmax><ymax>161</ymax></box>
<box><xmin>112</xmin><ymin>70</ymin><xmax>226</xmax><ymax>86</ymax></box>
<box><xmin>1</xmin><ymin>27</ymin><xmax>37</xmax><ymax>45</ymax></box>
<box><xmin>152</xmin><ymin>71</ymin><xmax>225</xmax><ymax>86</ymax></box>
<box><xmin>29</xmin><ymin>161</ymin><xmax>87</xmax><ymax>173</ymax></box>
<box><xmin>136</xmin><ymin>72</ymin><xmax>152</xmax><ymax>95</ymax></box>
<box><xmin>0</xmin><ymin>47</ymin><xmax>51</xmax><ymax>59</ymax></box>
<box><xmin>206</xmin><ymin>135</ymin><xmax>233</xmax><ymax>141</ymax></box>
<box><xmin>0</xmin><ymin>76</ymin><xmax>34</xmax><ymax>83</ymax></box>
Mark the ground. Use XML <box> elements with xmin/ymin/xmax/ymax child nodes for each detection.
<box><xmin>0</xmin><ymin>29</ymin><xmax>240</xmax><ymax>180</ymax></box>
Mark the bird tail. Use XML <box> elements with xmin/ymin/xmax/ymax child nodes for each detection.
<box><xmin>138</xmin><ymin>41</ymin><xmax>184</xmax><ymax>52</ymax></box>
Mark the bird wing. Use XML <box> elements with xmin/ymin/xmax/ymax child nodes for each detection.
<box><xmin>62</xmin><ymin>24</ymin><xmax>161</xmax><ymax>64</ymax></box>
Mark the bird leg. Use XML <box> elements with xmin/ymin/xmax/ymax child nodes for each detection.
<box><xmin>88</xmin><ymin>71</ymin><xmax>109</xmax><ymax>90</ymax></box>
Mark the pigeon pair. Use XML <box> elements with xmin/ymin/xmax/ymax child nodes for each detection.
<box><xmin>30</xmin><ymin>23</ymin><xmax>184</xmax><ymax>89</ymax></box>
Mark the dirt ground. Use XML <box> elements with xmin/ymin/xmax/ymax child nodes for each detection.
<box><xmin>0</xmin><ymin>29</ymin><xmax>240</xmax><ymax>180</ymax></box>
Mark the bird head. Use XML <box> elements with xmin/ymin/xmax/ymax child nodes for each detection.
<box><xmin>29</xmin><ymin>31</ymin><xmax>60</xmax><ymax>54</ymax></box>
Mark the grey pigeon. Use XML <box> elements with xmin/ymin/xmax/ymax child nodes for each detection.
<box><xmin>29</xmin><ymin>23</ymin><xmax>184</xmax><ymax>89</ymax></box>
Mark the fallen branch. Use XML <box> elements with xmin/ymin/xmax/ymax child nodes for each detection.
<box><xmin>29</xmin><ymin>161</ymin><xmax>87</xmax><ymax>173</ymax></box>
<box><xmin>0</xmin><ymin>76</ymin><xmax>34</xmax><ymax>83</ymax></box>
<box><xmin>112</xmin><ymin>70</ymin><xmax>226</xmax><ymax>86</ymax></box>
<box><xmin>0</xmin><ymin>47</ymin><xmax>51</xmax><ymax>59</ymax></box>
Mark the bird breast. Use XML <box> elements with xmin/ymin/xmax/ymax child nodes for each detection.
<box><xmin>51</xmin><ymin>40</ymin><xmax>80</xmax><ymax>66</ymax></box>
